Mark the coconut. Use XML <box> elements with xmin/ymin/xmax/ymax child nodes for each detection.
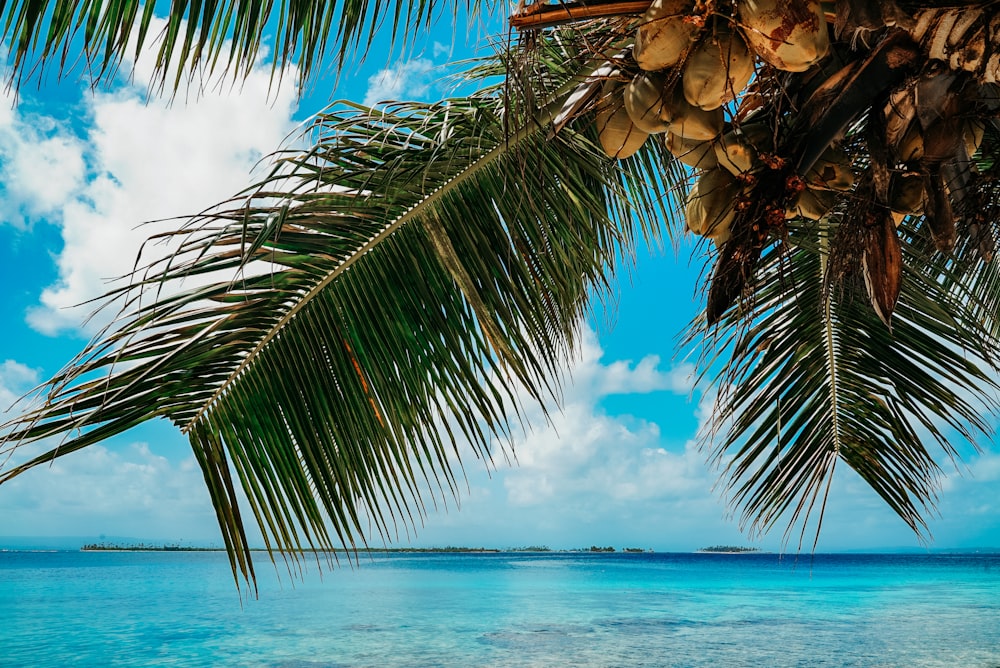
<box><xmin>710</xmin><ymin>221</ymin><xmax>733</xmax><ymax>246</ymax></box>
<box><xmin>785</xmin><ymin>187</ymin><xmax>836</xmax><ymax>220</ymax></box>
<box><xmin>685</xmin><ymin>168</ymin><xmax>741</xmax><ymax>236</ymax></box>
<box><xmin>634</xmin><ymin>0</ymin><xmax>701</xmax><ymax>72</ymax></box>
<box><xmin>596</xmin><ymin>80</ymin><xmax>650</xmax><ymax>159</ymax></box>
<box><xmin>667</xmin><ymin>132</ymin><xmax>719</xmax><ymax>169</ymax></box>
<box><xmin>806</xmin><ymin>145</ymin><xmax>855</xmax><ymax>191</ymax></box>
<box><xmin>682</xmin><ymin>21</ymin><xmax>755</xmax><ymax>110</ymax></box>
<box><xmin>666</xmin><ymin>84</ymin><xmax>725</xmax><ymax>140</ymax></box>
<box><xmin>625</xmin><ymin>73</ymin><xmax>672</xmax><ymax>134</ymax></box>
<box><xmin>738</xmin><ymin>0</ymin><xmax>829</xmax><ymax>72</ymax></box>
<box><xmin>714</xmin><ymin>123</ymin><xmax>772</xmax><ymax>175</ymax></box>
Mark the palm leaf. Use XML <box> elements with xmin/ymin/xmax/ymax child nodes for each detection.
<box><xmin>689</xmin><ymin>208</ymin><xmax>1000</xmax><ymax>550</ymax></box>
<box><xmin>0</xmin><ymin>37</ymin><xmax>675</xmax><ymax>591</ymax></box>
<box><xmin>0</xmin><ymin>0</ymin><xmax>495</xmax><ymax>91</ymax></box>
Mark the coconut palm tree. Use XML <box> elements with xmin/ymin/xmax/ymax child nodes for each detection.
<box><xmin>2</xmin><ymin>0</ymin><xmax>999</xmax><ymax>590</ymax></box>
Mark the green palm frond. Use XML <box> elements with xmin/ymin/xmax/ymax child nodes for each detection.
<box><xmin>690</xmin><ymin>211</ymin><xmax>1000</xmax><ymax>549</ymax></box>
<box><xmin>0</xmin><ymin>37</ymin><xmax>676</xmax><ymax>590</ymax></box>
<box><xmin>9</xmin><ymin>0</ymin><xmax>1000</xmax><ymax>585</ymax></box>
<box><xmin>1</xmin><ymin>0</ymin><xmax>493</xmax><ymax>91</ymax></box>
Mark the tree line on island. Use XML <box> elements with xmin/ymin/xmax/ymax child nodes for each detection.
<box><xmin>697</xmin><ymin>546</ymin><xmax>763</xmax><ymax>553</ymax></box>
<box><xmin>79</xmin><ymin>542</ymin><xmax>755</xmax><ymax>554</ymax></box>
<box><xmin>79</xmin><ymin>542</ymin><xmax>656</xmax><ymax>553</ymax></box>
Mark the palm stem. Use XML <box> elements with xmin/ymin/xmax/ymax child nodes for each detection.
<box><xmin>509</xmin><ymin>1</ymin><xmax>652</xmax><ymax>29</ymax></box>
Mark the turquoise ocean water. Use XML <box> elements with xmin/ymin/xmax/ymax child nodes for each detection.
<box><xmin>2</xmin><ymin>550</ymin><xmax>999</xmax><ymax>667</ymax></box>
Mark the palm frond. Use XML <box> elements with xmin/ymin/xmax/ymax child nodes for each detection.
<box><xmin>689</xmin><ymin>211</ymin><xmax>1000</xmax><ymax>549</ymax></box>
<box><xmin>0</xmin><ymin>0</ymin><xmax>493</xmax><ymax>92</ymax></box>
<box><xmin>0</xmin><ymin>36</ymin><xmax>676</xmax><ymax>591</ymax></box>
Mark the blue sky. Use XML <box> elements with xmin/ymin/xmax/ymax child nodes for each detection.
<box><xmin>1</xmin><ymin>9</ymin><xmax>999</xmax><ymax>553</ymax></box>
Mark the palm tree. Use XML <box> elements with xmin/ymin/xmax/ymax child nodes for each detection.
<box><xmin>1</xmin><ymin>0</ymin><xmax>999</xmax><ymax>590</ymax></box>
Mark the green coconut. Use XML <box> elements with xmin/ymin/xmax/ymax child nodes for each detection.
<box><xmin>625</xmin><ymin>72</ymin><xmax>672</xmax><ymax>134</ymax></box>
<box><xmin>785</xmin><ymin>187</ymin><xmax>836</xmax><ymax>220</ymax></box>
<box><xmin>896</xmin><ymin>124</ymin><xmax>925</xmax><ymax>163</ymax></box>
<box><xmin>686</xmin><ymin>168</ymin><xmax>741</xmax><ymax>236</ymax></box>
<box><xmin>714</xmin><ymin>123</ymin><xmax>772</xmax><ymax>175</ymax></box>
<box><xmin>596</xmin><ymin>79</ymin><xmax>650</xmax><ymax>159</ymax></box>
<box><xmin>738</xmin><ymin>0</ymin><xmax>829</xmax><ymax>72</ymax></box>
<box><xmin>710</xmin><ymin>222</ymin><xmax>733</xmax><ymax>246</ymax></box>
<box><xmin>888</xmin><ymin>172</ymin><xmax>925</xmax><ymax>225</ymax></box>
<box><xmin>806</xmin><ymin>145</ymin><xmax>855</xmax><ymax>191</ymax></box>
<box><xmin>682</xmin><ymin>20</ymin><xmax>755</xmax><ymax>110</ymax></box>
<box><xmin>666</xmin><ymin>84</ymin><xmax>725</xmax><ymax>140</ymax></box>
<box><xmin>667</xmin><ymin>132</ymin><xmax>719</xmax><ymax>169</ymax></box>
<box><xmin>965</xmin><ymin>118</ymin><xmax>985</xmax><ymax>157</ymax></box>
<box><xmin>634</xmin><ymin>0</ymin><xmax>701</xmax><ymax>72</ymax></box>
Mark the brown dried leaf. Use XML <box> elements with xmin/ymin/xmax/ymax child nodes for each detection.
<box><xmin>862</xmin><ymin>209</ymin><xmax>903</xmax><ymax>328</ymax></box>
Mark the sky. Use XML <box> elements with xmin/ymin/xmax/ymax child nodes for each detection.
<box><xmin>1</xmin><ymin>9</ymin><xmax>999</xmax><ymax>554</ymax></box>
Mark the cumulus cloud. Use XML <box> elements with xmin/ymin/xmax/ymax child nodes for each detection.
<box><xmin>970</xmin><ymin>451</ymin><xmax>1000</xmax><ymax>482</ymax></box>
<box><xmin>502</xmin><ymin>332</ymin><xmax>710</xmax><ymax>509</ymax></box>
<box><xmin>0</xmin><ymin>438</ymin><xmax>220</xmax><ymax>541</ymax></box>
<box><xmin>432</xmin><ymin>41</ymin><xmax>452</xmax><ymax>59</ymax></box>
<box><xmin>0</xmin><ymin>359</ymin><xmax>39</xmax><ymax>414</ymax></box>
<box><xmin>409</xmin><ymin>328</ymin><xmax>1000</xmax><ymax>552</ymax></box>
<box><xmin>397</xmin><ymin>329</ymin><xmax>746</xmax><ymax>550</ymax></box>
<box><xmin>0</xmin><ymin>105</ymin><xmax>87</xmax><ymax>227</ymax></box>
<box><xmin>13</xmin><ymin>18</ymin><xmax>300</xmax><ymax>336</ymax></box>
<box><xmin>4</xmin><ymin>323</ymin><xmax>996</xmax><ymax>550</ymax></box>
<box><xmin>363</xmin><ymin>58</ymin><xmax>438</xmax><ymax>106</ymax></box>
<box><xmin>0</xmin><ymin>357</ymin><xmax>217</xmax><ymax>540</ymax></box>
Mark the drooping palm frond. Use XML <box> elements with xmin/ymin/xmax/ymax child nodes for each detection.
<box><xmin>687</xmin><ymin>214</ymin><xmax>999</xmax><ymax>549</ymax></box>
<box><xmin>0</xmin><ymin>34</ymin><xmax>678</xmax><ymax>590</ymax></box>
<box><xmin>515</xmin><ymin>0</ymin><xmax>1000</xmax><ymax>545</ymax></box>
<box><xmin>0</xmin><ymin>0</ymin><xmax>495</xmax><ymax>91</ymax></box>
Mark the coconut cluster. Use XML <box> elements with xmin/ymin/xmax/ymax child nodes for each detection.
<box><xmin>554</xmin><ymin>0</ymin><xmax>1000</xmax><ymax>324</ymax></box>
<box><xmin>594</xmin><ymin>0</ymin><xmax>845</xmax><ymax>245</ymax></box>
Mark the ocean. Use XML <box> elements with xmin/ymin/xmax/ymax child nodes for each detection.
<box><xmin>1</xmin><ymin>550</ymin><xmax>998</xmax><ymax>667</ymax></box>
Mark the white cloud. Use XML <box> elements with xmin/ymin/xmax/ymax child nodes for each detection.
<box><xmin>399</xmin><ymin>329</ymin><xmax>745</xmax><ymax>549</ymax></box>
<box><xmin>0</xmin><ymin>438</ymin><xmax>220</xmax><ymax>541</ymax></box>
<box><xmin>497</xmin><ymin>334</ymin><xmax>726</xmax><ymax>536</ymax></box>
<box><xmin>971</xmin><ymin>451</ymin><xmax>1000</xmax><ymax>482</ymax></box>
<box><xmin>432</xmin><ymin>41</ymin><xmax>452</xmax><ymax>59</ymax></box>
<box><xmin>4</xmin><ymin>323</ymin><xmax>996</xmax><ymax>550</ymax></box>
<box><xmin>408</xmin><ymin>327</ymin><xmax>1000</xmax><ymax>552</ymax></box>
<box><xmin>600</xmin><ymin>357</ymin><xmax>696</xmax><ymax>395</ymax></box>
<box><xmin>363</xmin><ymin>58</ymin><xmax>438</xmax><ymax>106</ymax></box>
<box><xmin>0</xmin><ymin>107</ymin><xmax>87</xmax><ymax>227</ymax></box>
<box><xmin>0</xmin><ymin>359</ymin><xmax>39</xmax><ymax>414</ymax></box>
<box><xmin>16</xmin><ymin>18</ymin><xmax>300</xmax><ymax>336</ymax></box>
<box><xmin>502</xmin><ymin>348</ymin><xmax>709</xmax><ymax>509</ymax></box>
<box><xmin>0</xmin><ymin>359</ymin><xmax>219</xmax><ymax>542</ymax></box>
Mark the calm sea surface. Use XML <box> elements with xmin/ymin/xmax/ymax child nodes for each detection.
<box><xmin>1</xmin><ymin>550</ymin><xmax>998</xmax><ymax>667</ymax></box>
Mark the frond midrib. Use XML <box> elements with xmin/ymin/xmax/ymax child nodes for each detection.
<box><xmin>182</xmin><ymin>64</ymin><xmax>601</xmax><ymax>434</ymax></box>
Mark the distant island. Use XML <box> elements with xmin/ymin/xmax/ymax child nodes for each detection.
<box><xmin>82</xmin><ymin>543</ymin><xmax>220</xmax><ymax>552</ymax></box>
<box><xmin>80</xmin><ymin>542</ymin><xmax>501</xmax><ymax>553</ymax></box>
<box><xmin>697</xmin><ymin>546</ymin><xmax>762</xmax><ymax>554</ymax></box>
<box><xmin>80</xmin><ymin>542</ymin><xmax>655</xmax><ymax>554</ymax></box>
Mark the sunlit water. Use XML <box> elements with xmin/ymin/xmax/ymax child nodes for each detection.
<box><xmin>2</xmin><ymin>550</ymin><xmax>999</xmax><ymax>666</ymax></box>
